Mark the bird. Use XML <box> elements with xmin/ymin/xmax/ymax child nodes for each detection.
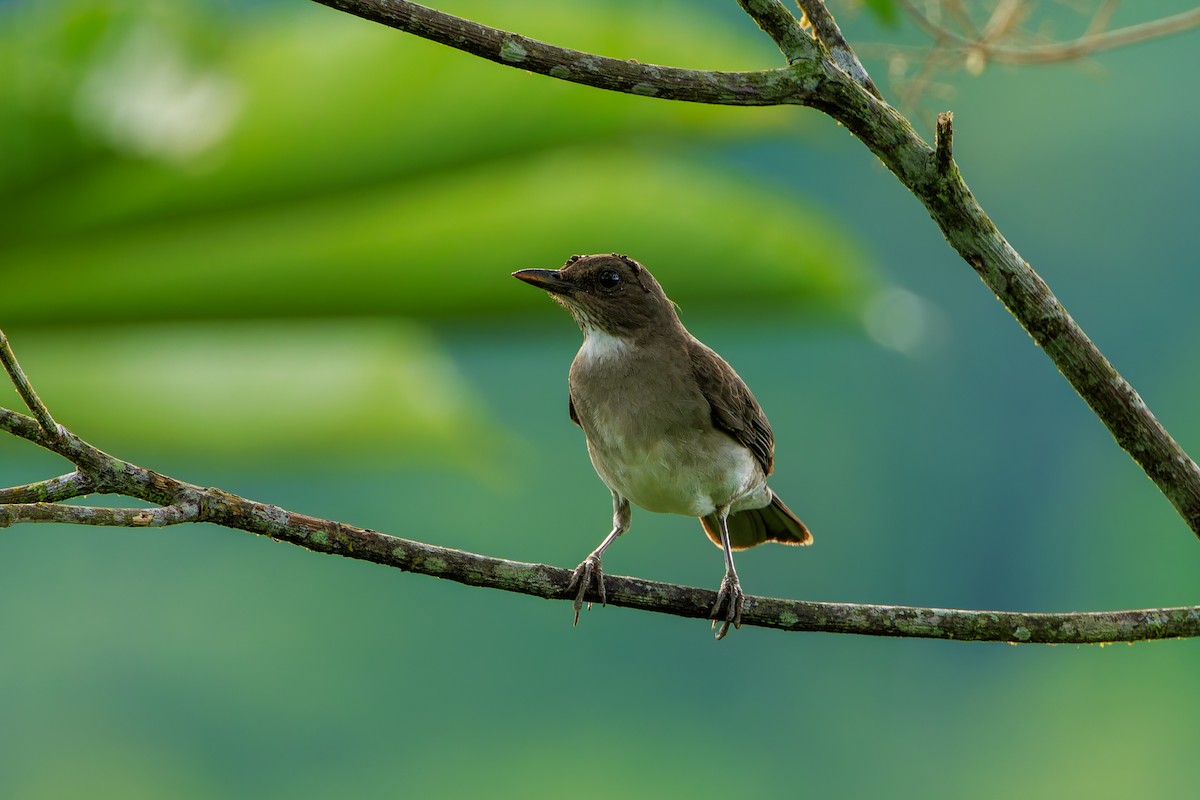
<box><xmin>512</xmin><ymin>253</ymin><xmax>811</xmax><ymax>639</ymax></box>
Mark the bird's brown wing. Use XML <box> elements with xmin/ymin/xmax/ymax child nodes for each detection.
<box><xmin>687</xmin><ymin>337</ymin><xmax>774</xmax><ymax>475</ymax></box>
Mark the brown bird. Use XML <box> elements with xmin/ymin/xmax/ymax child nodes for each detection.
<box><xmin>513</xmin><ymin>253</ymin><xmax>811</xmax><ymax>639</ymax></box>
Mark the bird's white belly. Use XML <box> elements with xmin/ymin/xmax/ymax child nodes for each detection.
<box><xmin>586</xmin><ymin>429</ymin><xmax>766</xmax><ymax>517</ymax></box>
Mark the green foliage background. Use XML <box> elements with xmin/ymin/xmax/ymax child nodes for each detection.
<box><xmin>2</xmin><ymin>1</ymin><xmax>1199</xmax><ymax>797</ymax></box>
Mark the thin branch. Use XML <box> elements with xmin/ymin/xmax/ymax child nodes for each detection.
<box><xmin>0</xmin><ymin>346</ymin><xmax>1194</xmax><ymax>644</ymax></box>
<box><xmin>0</xmin><ymin>330</ymin><xmax>58</xmax><ymax>436</ymax></box>
<box><xmin>1</xmin><ymin>414</ymin><xmax>1196</xmax><ymax>642</ymax></box>
<box><xmin>128</xmin><ymin>491</ymin><xmax>1200</xmax><ymax>642</ymax></box>
<box><xmin>893</xmin><ymin>38</ymin><xmax>952</xmax><ymax>111</ymax></box>
<box><xmin>899</xmin><ymin>1</ymin><xmax>1200</xmax><ymax>65</ymax></box>
<box><xmin>1000</xmin><ymin>7</ymin><xmax>1200</xmax><ymax>63</ymax></box>
<box><xmin>44</xmin><ymin>507</ymin><xmax>1200</xmax><ymax>642</ymax></box>
<box><xmin>5</xmin><ymin>338</ymin><xmax>1200</xmax><ymax>643</ymax></box>
<box><xmin>944</xmin><ymin>0</ymin><xmax>980</xmax><ymax>39</ymax></box>
<box><xmin>794</xmin><ymin>0</ymin><xmax>882</xmax><ymax>97</ymax></box>
<box><xmin>0</xmin><ymin>405</ymin><xmax>196</xmax><ymax>506</ymax></box>
<box><xmin>735</xmin><ymin>0</ymin><xmax>817</xmax><ymax>65</ymax></box>
<box><xmin>977</xmin><ymin>0</ymin><xmax>1027</xmax><ymax>46</ymax></box>
<box><xmin>0</xmin><ymin>502</ymin><xmax>196</xmax><ymax>528</ymax></box>
<box><xmin>0</xmin><ymin>471</ymin><xmax>95</xmax><ymax>504</ymax></box>
<box><xmin>899</xmin><ymin>0</ymin><xmax>969</xmax><ymax>47</ymax></box>
<box><xmin>310</xmin><ymin>0</ymin><xmax>820</xmax><ymax>106</ymax></box>
<box><xmin>1084</xmin><ymin>0</ymin><xmax>1121</xmax><ymax>38</ymax></box>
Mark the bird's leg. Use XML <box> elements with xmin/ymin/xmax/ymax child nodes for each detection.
<box><xmin>709</xmin><ymin>506</ymin><xmax>745</xmax><ymax>640</ymax></box>
<box><xmin>567</xmin><ymin>493</ymin><xmax>630</xmax><ymax>625</ymax></box>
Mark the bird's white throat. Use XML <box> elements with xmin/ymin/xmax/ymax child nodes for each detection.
<box><xmin>578</xmin><ymin>326</ymin><xmax>632</xmax><ymax>363</ymax></box>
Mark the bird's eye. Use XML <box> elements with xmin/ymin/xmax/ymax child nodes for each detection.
<box><xmin>597</xmin><ymin>269</ymin><xmax>621</xmax><ymax>289</ymax></box>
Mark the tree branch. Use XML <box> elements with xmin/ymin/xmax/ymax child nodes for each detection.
<box><xmin>0</xmin><ymin>471</ymin><xmax>95</xmax><ymax>504</ymax></box>
<box><xmin>305</xmin><ymin>0</ymin><xmax>1200</xmax><ymax>536</ymax></box>
<box><xmin>1</xmin><ymin>390</ymin><xmax>1196</xmax><ymax>642</ymax></box>
<box><xmin>735</xmin><ymin>0</ymin><xmax>817</xmax><ymax>65</ymax></box>
<box><xmin>794</xmin><ymin>0</ymin><xmax>882</xmax><ymax>98</ymax></box>
<box><xmin>0</xmin><ymin>329</ymin><xmax>58</xmax><ymax>436</ymax></box>
<box><xmin>2</xmin><ymin>326</ymin><xmax>1198</xmax><ymax>643</ymax></box>
<box><xmin>898</xmin><ymin>1</ymin><xmax>1200</xmax><ymax>65</ymax></box>
<box><xmin>0</xmin><ymin>502</ymin><xmax>196</xmax><ymax>528</ymax></box>
<box><xmin>933</xmin><ymin>110</ymin><xmax>954</xmax><ymax>175</ymax></box>
<box><xmin>310</xmin><ymin>0</ymin><xmax>820</xmax><ymax>106</ymax></box>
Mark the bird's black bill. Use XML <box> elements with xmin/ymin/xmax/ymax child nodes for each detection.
<box><xmin>512</xmin><ymin>268</ymin><xmax>574</xmax><ymax>296</ymax></box>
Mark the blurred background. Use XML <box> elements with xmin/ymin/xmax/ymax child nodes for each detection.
<box><xmin>2</xmin><ymin>0</ymin><xmax>1199</xmax><ymax>796</ymax></box>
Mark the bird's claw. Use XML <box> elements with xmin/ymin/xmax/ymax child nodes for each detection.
<box><xmin>566</xmin><ymin>552</ymin><xmax>605</xmax><ymax>625</ymax></box>
<box><xmin>709</xmin><ymin>572</ymin><xmax>745</xmax><ymax>640</ymax></box>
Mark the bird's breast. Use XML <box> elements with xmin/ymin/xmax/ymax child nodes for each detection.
<box><xmin>588</xmin><ymin>430</ymin><xmax>765</xmax><ymax>517</ymax></box>
<box><xmin>569</xmin><ymin>339</ymin><xmax>766</xmax><ymax>517</ymax></box>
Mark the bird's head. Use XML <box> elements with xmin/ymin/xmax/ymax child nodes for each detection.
<box><xmin>512</xmin><ymin>254</ymin><xmax>677</xmax><ymax>337</ymax></box>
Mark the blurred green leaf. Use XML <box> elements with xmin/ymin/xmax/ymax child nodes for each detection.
<box><xmin>861</xmin><ymin>0</ymin><xmax>900</xmax><ymax>27</ymax></box>
<box><xmin>10</xmin><ymin>320</ymin><xmax>511</xmax><ymax>470</ymax></box>
<box><xmin>2</xmin><ymin>149</ymin><xmax>871</xmax><ymax>325</ymax></box>
<box><xmin>1</xmin><ymin>0</ymin><xmax>874</xmax><ymax>328</ymax></box>
<box><xmin>0</xmin><ymin>0</ymin><xmax>802</xmax><ymax>240</ymax></box>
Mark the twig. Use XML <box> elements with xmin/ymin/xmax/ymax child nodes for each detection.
<box><xmin>899</xmin><ymin>1</ymin><xmax>1200</xmax><ymax>65</ymax></box>
<box><xmin>977</xmin><ymin>0</ymin><xmax>1027</xmax><ymax>46</ymax></box>
<box><xmin>999</xmin><ymin>7</ymin><xmax>1200</xmax><ymax>64</ymax></box>
<box><xmin>934</xmin><ymin>110</ymin><xmax>954</xmax><ymax>174</ymax></box>
<box><xmin>0</xmin><ymin>502</ymin><xmax>196</xmax><ymax>528</ymax></box>
<box><xmin>896</xmin><ymin>42</ymin><xmax>950</xmax><ymax>113</ymax></box>
<box><xmin>0</xmin><ymin>471</ymin><xmax>95</xmax><ymax>504</ymax></box>
<box><xmin>310</xmin><ymin>0</ymin><xmax>820</xmax><ymax>106</ymax></box>
<box><xmin>944</xmin><ymin>0</ymin><xmax>979</xmax><ymax>39</ymax></box>
<box><xmin>899</xmin><ymin>0</ymin><xmax>965</xmax><ymax>47</ymax></box>
<box><xmin>0</xmin><ymin>330</ymin><xmax>58</xmax><ymax>436</ymax></box>
<box><xmin>1084</xmin><ymin>0</ymin><xmax>1121</xmax><ymax>38</ymax></box>
<box><xmin>794</xmin><ymin>0</ymin><xmax>882</xmax><ymax>98</ymax></box>
<box><xmin>736</xmin><ymin>0</ymin><xmax>817</xmax><ymax>65</ymax></box>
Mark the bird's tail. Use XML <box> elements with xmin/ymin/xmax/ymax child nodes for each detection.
<box><xmin>700</xmin><ymin>490</ymin><xmax>813</xmax><ymax>551</ymax></box>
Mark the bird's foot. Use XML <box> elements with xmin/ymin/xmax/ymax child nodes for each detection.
<box><xmin>709</xmin><ymin>572</ymin><xmax>745</xmax><ymax>640</ymax></box>
<box><xmin>566</xmin><ymin>552</ymin><xmax>606</xmax><ymax>626</ymax></box>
